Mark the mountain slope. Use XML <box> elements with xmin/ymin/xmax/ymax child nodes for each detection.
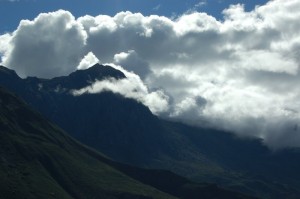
<box><xmin>0</xmin><ymin>86</ymin><xmax>255</xmax><ymax>199</ymax></box>
<box><xmin>0</xmin><ymin>64</ymin><xmax>175</xmax><ymax>165</ymax></box>
<box><xmin>1</xmin><ymin>64</ymin><xmax>300</xmax><ymax>198</ymax></box>
<box><xmin>161</xmin><ymin>121</ymin><xmax>300</xmax><ymax>198</ymax></box>
<box><xmin>0</xmin><ymin>86</ymin><xmax>175</xmax><ymax>199</ymax></box>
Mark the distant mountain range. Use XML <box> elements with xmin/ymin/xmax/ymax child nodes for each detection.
<box><xmin>1</xmin><ymin>64</ymin><xmax>300</xmax><ymax>198</ymax></box>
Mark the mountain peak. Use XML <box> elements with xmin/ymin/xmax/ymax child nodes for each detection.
<box><xmin>73</xmin><ymin>63</ymin><xmax>125</xmax><ymax>80</ymax></box>
<box><xmin>0</xmin><ymin>65</ymin><xmax>20</xmax><ymax>79</ymax></box>
<box><xmin>47</xmin><ymin>64</ymin><xmax>126</xmax><ymax>90</ymax></box>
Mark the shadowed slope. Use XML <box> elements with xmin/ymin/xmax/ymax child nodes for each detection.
<box><xmin>0</xmin><ymin>87</ymin><xmax>255</xmax><ymax>199</ymax></box>
<box><xmin>0</xmin><ymin>86</ymin><xmax>175</xmax><ymax>199</ymax></box>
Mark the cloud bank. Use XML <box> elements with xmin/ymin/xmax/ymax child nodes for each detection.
<box><xmin>1</xmin><ymin>0</ymin><xmax>300</xmax><ymax>148</ymax></box>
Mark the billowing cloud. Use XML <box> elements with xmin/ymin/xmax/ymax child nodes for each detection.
<box><xmin>2</xmin><ymin>10</ymin><xmax>87</xmax><ymax>78</ymax></box>
<box><xmin>77</xmin><ymin>52</ymin><xmax>99</xmax><ymax>70</ymax></box>
<box><xmin>114</xmin><ymin>50</ymin><xmax>151</xmax><ymax>79</ymax></box>
<box><xmin>0</xmin><ymin>33</ymin><xmax>11</xmax><ymax>63</ymax></box>
<box><xmin>1</xmin><ymin>0</ymin><xmax>300</xmax><ymax>148</ymax></box>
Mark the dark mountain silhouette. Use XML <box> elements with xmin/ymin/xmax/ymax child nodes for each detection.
<box><xmin>0</xmin><ymin>86</ymin><xmax>256</xmax><ymax>199</ymax></box>
<box><xmin>1</xmin><ymin>64</ymin><xmax>300</xmax><ymax>198</ymax></box>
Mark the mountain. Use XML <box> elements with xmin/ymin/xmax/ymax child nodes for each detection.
<box><xmin>1</xmin><ymin>64</ymin><xmax>300</xmax><ymax>198</ymax></box>
<box><xmin>0</xmin><ymin>86</ymin><xmax>172</xmax><ymax>199</ymax></box>
<box><xmin>0</xmin><ymin>86</ymin><xmax>256</xmax><ymax>199</ymax></box>
<box><xmin>0</xmin><ymin>64</ymin><xmax>171</xmax><ymax>166</ymax></box>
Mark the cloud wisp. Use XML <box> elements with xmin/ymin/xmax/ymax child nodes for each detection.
<box><xmin>1</xmin><ymin>0</ymin><xmax>300</xmax><ymax>148</ymax></box>
<box><xmin>73</xmin><ymin>64</ymin><xmax>169</xmax><ymax>114</ymax></box>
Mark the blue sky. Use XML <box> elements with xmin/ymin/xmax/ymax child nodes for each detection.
<box><xmin>1</xmin><ymin>0</ymin><xmax>268</xmax><ymax>33</ymax></box>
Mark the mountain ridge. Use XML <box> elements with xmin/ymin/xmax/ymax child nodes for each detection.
<box><xmin>1</xmin><ymin>64</ymin><xmax>300</xmax><ymax>198</ymax></box>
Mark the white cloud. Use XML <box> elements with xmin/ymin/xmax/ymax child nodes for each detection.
<box><xmin>1</xmin><ymin>0</ymin><xmax>300</xmax><ymax>148</ymax></box>
<box><xmin>0</xmin><ymin>33</ymin><xmax>12</xmax><ymax>63</ymax></box>
<box><xmin>186</xmin><ymin>0</ymin><xmax>207</xmax><ymax>13</ymax></box>
<box><xmin>77</xmin><ymin>52</ymin><xmax>99</xmax><ymax>70</ymax></box>
<box><xmin>195</xmin><ymin>1</ymin><xmax>207</xmax><ymax>8</ymax></box>
<box><xmin>73</xmin><ymin>64</ymin><xmax>169</xmax><ymax>114</ymax></box>
<box><xmin>1</xmin><ymin>10</ymin><xmax>87</xmax><ymax>78</ymax></box>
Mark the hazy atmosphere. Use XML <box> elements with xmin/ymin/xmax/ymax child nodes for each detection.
<box><xmin>1</xmin><ymin>0</ymin><xmax>300</xmax><ymax>148</ymax></box>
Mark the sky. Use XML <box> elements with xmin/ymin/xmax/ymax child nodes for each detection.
<box><xmin>1</xmin><ymin>0</ymin><xmax>300</xmax><ymax>149</ymax></box>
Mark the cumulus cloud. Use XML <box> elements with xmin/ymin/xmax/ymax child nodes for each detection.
<box><xmin>77</xmin><ymin>52</ymin><xmax>99</xmax><ymax>70</ymax></box>
<box><xmin>1</xmin><ymin>10</ymin><xmax>87</xmax><ymax>78</ymax></box>
<box><xmin>1</xmin><ymin>0</ymin><xmax>300</xmax><ymax>148</ymax></box>
<box><xmin>114</xmin><ymin>50</ymin><xmax>151</xmax><ymax>79</ymax></box>
<box><xmin>0</xmin><ymin>33</ymin><xmax>11</xmax><ymax>63</ymax></box>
